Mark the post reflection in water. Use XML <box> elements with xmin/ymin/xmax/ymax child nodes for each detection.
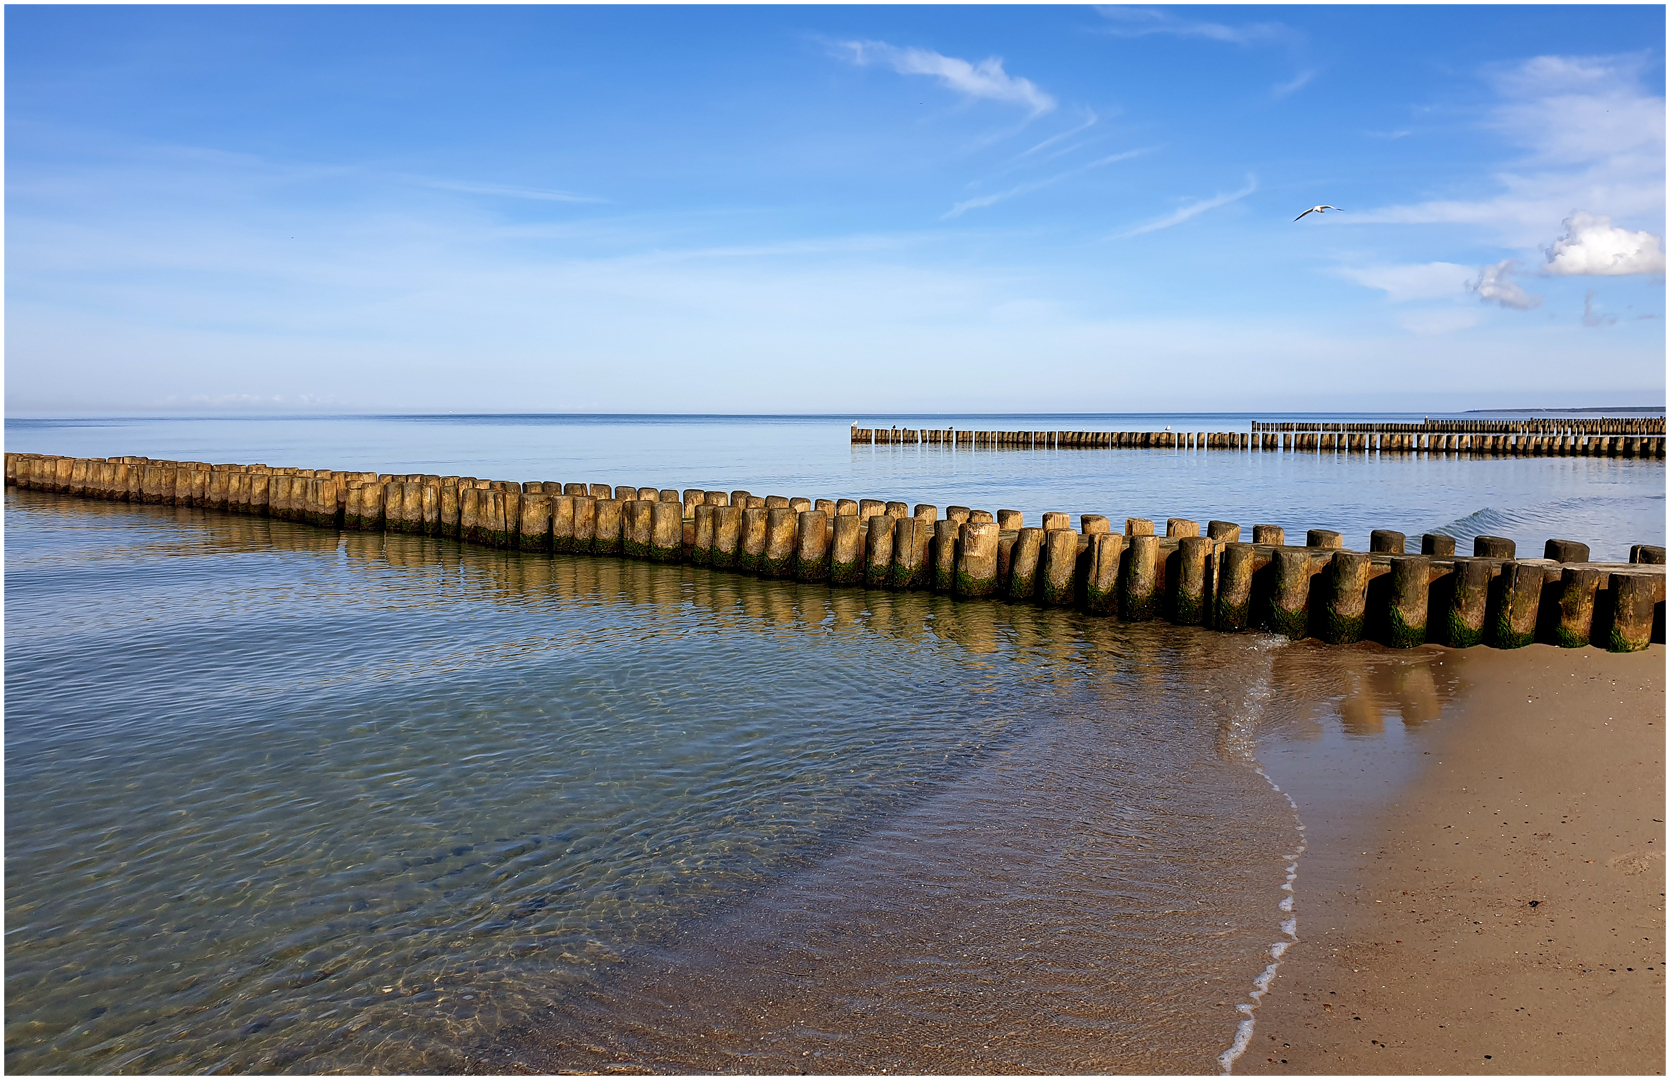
<box><xmin>6</xmin><ymin>490</ymin><xmax>1463</xmax><ymax>1075</ymax></box>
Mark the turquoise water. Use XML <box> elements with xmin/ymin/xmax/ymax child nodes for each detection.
<box><xmin>4</xmin><ymin>414</ymin><xmax>1661</xmax><ymax>1073</ymax></box>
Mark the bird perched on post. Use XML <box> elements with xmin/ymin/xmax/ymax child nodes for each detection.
<box><xmin>1294</xmin><ymin>205</ymin><xmax>1342</xmax><ymax>220</ymax></box>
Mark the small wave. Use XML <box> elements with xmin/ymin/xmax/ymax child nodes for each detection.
<box><xmin>1215</xmin><ymin>642</ymin><xmax>1308</xmax><ymax>1076</ymax></box>
<box><xmin>1430</xmin><ymin>493</ymin><xmax>1664</xmax><ymax>562</ymax></box>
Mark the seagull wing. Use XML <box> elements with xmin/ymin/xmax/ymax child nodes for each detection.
<box><xmin>1294</xmin><ymin>207</ymin><xmax>1316</xmax><ymax>221</ymax></box>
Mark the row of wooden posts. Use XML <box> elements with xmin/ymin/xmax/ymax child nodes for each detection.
<box><xmin>1252</xmin><ymin>417</ymin><xmax>1664</xmax><ymax>435</ymax></box>
<box><xmin>851</xmin><ymin>425</ymin><xmax>1668</xmax><ymax>456</ymax></box>
<box><xmin>7</xmin><ymin>451</ymin><xmax>1665</xmax><ymax>653</ymax></box>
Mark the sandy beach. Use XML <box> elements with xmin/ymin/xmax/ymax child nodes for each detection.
<box><xmin>1244</xmin><ymin>643</ymin><xmax>1665</xmax><ymax>1075</ymax></box>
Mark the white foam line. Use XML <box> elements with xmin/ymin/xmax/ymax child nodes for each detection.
<box><xmin>1217</xmin><ymin>760</ymin><xmax>1307</xmax><ymax>1075</ymax></box>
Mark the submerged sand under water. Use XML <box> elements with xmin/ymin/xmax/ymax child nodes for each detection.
<box><xmin>8</xmin><ymin>490</ymin><xmax>1479</xmax><ymax>1075</ymax></box>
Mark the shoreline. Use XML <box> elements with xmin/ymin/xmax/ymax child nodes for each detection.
<box><xmin>1244</xmin><ymin>643</ymin><xmax>1665</xmax><ymax>1074</ymax></box>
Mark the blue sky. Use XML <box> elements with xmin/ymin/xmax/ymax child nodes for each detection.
<box><xmin>6</xmin><ymin>4</ymin><xmax>1665</xmax><ymax>414</ymax></box>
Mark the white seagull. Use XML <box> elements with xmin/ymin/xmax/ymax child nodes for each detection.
<box><xmin>1294</xmin><ymin>204</ymin><xmax>1343</xmax><ymax>221</ymax></box>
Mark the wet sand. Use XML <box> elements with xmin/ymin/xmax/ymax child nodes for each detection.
<box><xmin>1245</xmin><ymin>644</ymin><xmax>1665</xmax><ymax>1075</ymax></box>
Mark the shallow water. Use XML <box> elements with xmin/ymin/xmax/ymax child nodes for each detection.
<box><xmin>4</xmin><ymin>413</ymin><xmax>1659</xmax><ymax>1073</ymax></box>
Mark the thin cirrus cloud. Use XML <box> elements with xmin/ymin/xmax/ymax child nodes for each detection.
<box><xmin>1271</xmin><ymin>70</ymin><xmax>1317</xmax><ymax>99</ymax></box>
<box><xmin>1017</xmin><ymin>109</ymin><xmax>1100</xmax><ymax>159</ymax></box>
<box><xmin>409</xmin><ymin>177</ymin><xmax>606</xmax><ymax>203</ymax></box>
<box><xmin>1113</xmin><ymin>175</ymin><xmax>1258</xmax><ymax>238</ymax></box>
<box><xmin>1093</xmin><ymin>6</ymin><xmax>1296</xmax><ymax>46</ymax></box>
<box><xmin>837</xmin><ymin>39</ymin><xmax>1056</xmax><ymax>116</ymax></box>
<box><xmin>945</xmin><ymin>149</ymin><xmax>1148</xmax><ymax>219</ymax></box>
<box><xmin>1350</xmin><ymin>53</ymin><xmax>1663</xmax><ymax>245</ymax></box>
<box><xmin>1334</xmin><ymin>262</ymin><xmax>1474</xmax><ymax>302</ymax></box>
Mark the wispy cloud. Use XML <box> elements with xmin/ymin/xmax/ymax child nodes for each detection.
<box><xmin>1583</xmin><ymin>289</ymin><xmax>1619</xmax><ymax>327</ymax></box>
<box><xmin>1017</xmin><ymin>110</ymin><xmax>1099</xmax><ymax>159</ymax></box>
<box><xmin>1467</xmin><ymin>260</ymin><xmax>1541</xmax><ymax>310</ymax></box>
<box><xmin>945</xmin><ymin>149</ymin><xmax>1148</xmax><ymax>219</ymax></box>
<box><xmin>409</xmin><ymin>177</ymin><xmax>605</xmax><ymax>203</ymax></box>
<box><xmin>837</xmin><ymin>40</ymin><xmax>1056</xmax><ymax>116</ymax></box>
<box><xmin>1335</xmin><ymin>262</ymin><xmax>1474</xmax><ymax>302</ymax></box>
<box><xmin>1272</xmin><ymin>70</ymin><xmax>1316</xmax><ymax>99</ymax></box>
<box><xmin>1114</xmin><ymin>175</ymin><xmax>1258</xmax><ymax>238</ymax></box>
<box><xmin>1094</xmin><ymin>6</ymin><xmax>1296</xmax><ymax>46</ymax></box>
<box><xmin>1351</xmin><ymin>53</ymin><xmax>1664</xmax><ymax>245</ymax></box>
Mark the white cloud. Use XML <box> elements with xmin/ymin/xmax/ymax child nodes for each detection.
<box><xmin>1467</xmin><ymin>260</ymin><xmax>1541</xmax><ymax>310</ymax></box>
<box><xmin>839</xmin><ymin>40</ymin><xmax>1055</xmax><ymax>116</ymax></box>
<box><xmin>1094</xmin><ymin>6</ymin><xmax>1295</xmax><ymax>46</ymax></box>
<box><xmin>1114</xmin><ymin>175</ymin><xmax>1257</xmax><ymax>238</ymax></box>
<box><xmin>1335</xmin><ymin>262</ymin><xmax>1473</xmax><ymax>302</ymax></box>
<box><xmin>1543</xmin><ymin>211</ymin><xmax>1665</xmax><ymax>275</ymax></box>
<box><xmin>1354</xmin><ymin>54</ymin><xmax>1664</xmax><ymax>246</ymax></box>
<box><xmin>945</xmin><ymin>149</ymin><xmax>1147</xmax><ymax>219</ymax></box>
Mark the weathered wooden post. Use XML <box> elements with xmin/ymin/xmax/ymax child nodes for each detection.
<box><xmin>1543</xmin><ymin>539</ymin><xmax>1590</xmax><ymax>563</ymax></box>
<box><xmin>1554</xmin><ymin>566</ymin><xmax>1606</xmax><ymax>648</ymax></box>
<box><xmin>1121</xmin><ymin>534</ymin><xmax>1160</xmax><ymax>620</ymax></box>
<box><xmin>760</xmin><ymin>508</ymin><xmax>798</xmax><ymax>577</ymax></box>
<box><xmin>1207</xmin><ymin>520</ymin><xmax>1241</xmax><ymax>542</ymax></box>
<box><xmin>1215</xmin><ymin>543</ymin><xmax>1256</xmax><ymax>630</ymax></box>
<box><xmin>1252</xmin><ymin>525</ymin><xmax>1284</xmax><ymax>545</ymax></box>
<box><xmin>929</xmin><ymin>519</ymin><xmax>958</xmax><ymax>592</ymax></box>
<box><xmin>650</xmin><ymin>501</ymin><xmax>683</xmax><ymax>563</ymax></box>
<box><xmin>1008</xmin><ymin>527</ymin><xmax>1045</xmax><ymax>599</ymax></box>
<box><xmin>1606</xmin><ymin>572</ymin><xmax>1662</xmax><ymax>651</ymax></box>
<box><xmin>1039</xmin><ymin>528</ymin><xmax>1078</xmax><ymax>606</ymax></box>
<box><xmin>693</xmin><ymin>504</ymin><xmax>717</xmax><ymax>566</ymax></box>
<box><xmin>549</xmin><ymin>495</ymin><xmax>575</xmax><ymax>553</ymax></box>
<box><xmin>1490</xmin><ymin>561</ymin><xmax>1545</xmax><ymax>648</ymax></box>
<box><xmin>1474</xmin><ymin>535</ymin><xmax>1515</xmax><ymax>558</ymax></box>
<box><xmin>711</xmin><ymin>505</ymin><xmax>742</xmax><ymax>569</ymax></box>
<box><xmin>1370</xmin><ymin>530</ymin><xmax>1405</xmax><ymax>554</ymax></box>
<box><xmin>831</xmin><ymin>514</ymin><xmax>864</xmax><ymax>584</ymax></box>
<box><xmin>1421</xmin><ymin>533</ymin><xmax>1455</xmax><ymax>557</ymax></box>
<box><xmin>1442</xmin><ymin>557</ymin><xmax>1495</xmax><ymax>647</ymax></box>
<box><xmin>593</xmin><ymin>498</ymin><xmax>624</xmax><ymax>555</ymax></box>
<box><xmin>1083</xmin><ymin>533</ymin><xmax>1124</xmax><ymax>615</ymax></box>
<box><xmin>864</xmin><ymin>514</ymin><xmax>894</xmax><ymax>588</ymax></box>
<box><xmin>1166</xmin><ymin>518</ymin><xmax>1199</xmax><ymax>538</ymax></box>
<box><xmin>1268</xmin><ymin>549</ymin><xmax>1318</xmax><ymax>639</ymax></box>
<box><xmin>1306</xmin><ymin>529</ymin><xmax>1344</xmax><ymax>550</ymax></box>
<box><xmin>740</xmin><ymin>507</ymin><xmax>770</xmax><ymax>574</ymax></box>
<box><xmin>1173</xmin><ymin>536</ymin><xmax>1213</xmax><ymax>625</ymax></box>
<box><xmin>1384</xmin><ymin>555</ymin><xmax>1431</xmax><ymax>648</ymax></box>
<box><xmin>621</xmin><ymin>500</ymin><xmax>651</xmax><ymax>559</ymax></box>
<box><xmin>797</xmin><ymin>510</ymin><xmax>830</xmax><ymax>582</ymax></box>
<box><xmin>1126</xmin><ymin>517</ymin><xmax>1155</xmax><ymax>536</ymax></box>
<box><xmin>570</xmin><ymin>496</ymin><xmax>597</xmax><ymax>554</ymax></box>
<box><xmin>519</xmin><ymin>494</ymin><xmax>554</xmax><ymax>552</ymax></box>
<box><xmin>955</xmin><ymin>522</ymin><xmax>1000</xmax><ymax>597</ymax></box>
<box><xmin>1319</xmin><ymin>551</ymin><xmax>1371</xmax><ymax>643</ymax></box>
<box><xmin>891</xmin><ymin>517</ymin><xmax>930</xmax><ymax>589</ymax></box>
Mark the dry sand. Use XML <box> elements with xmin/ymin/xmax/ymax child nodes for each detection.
<box><xmin>1243</xmin><ymin>644</ymin><xmax>1665</xmax><ymax>1075</ymax></box>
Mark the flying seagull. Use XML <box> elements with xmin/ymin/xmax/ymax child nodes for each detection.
<box><xmin>1294</xmin><ymin>205</ymin><xmax>1343</xmax><ymax>221</ymax></box>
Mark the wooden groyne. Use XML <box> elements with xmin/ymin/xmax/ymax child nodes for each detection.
<box><xmin>852</xmin><ymin>421</ymin><xmax>1668</xmax><ymax>456</ymax></box>
<box><xmin>8</xmin><ymin>451</ymin><xmax>1665</xmax><ymax>653</ymax></box>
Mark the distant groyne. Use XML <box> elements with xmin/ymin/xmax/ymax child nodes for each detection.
<box><xmin>853</xmin><ymin>417</ymin><xmax>1667</xmax><ymax>455</ymax></box>
<box><xmin>8</xmin><ymin>451</ymin><xmax>1665</xmax><ymax>653</ymax></box>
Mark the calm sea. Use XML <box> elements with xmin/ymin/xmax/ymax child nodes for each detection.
<box><xmin>5</xmin><ymin>414</ymin><xmax>1663</xmax><ymax>1073</ymax></box>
